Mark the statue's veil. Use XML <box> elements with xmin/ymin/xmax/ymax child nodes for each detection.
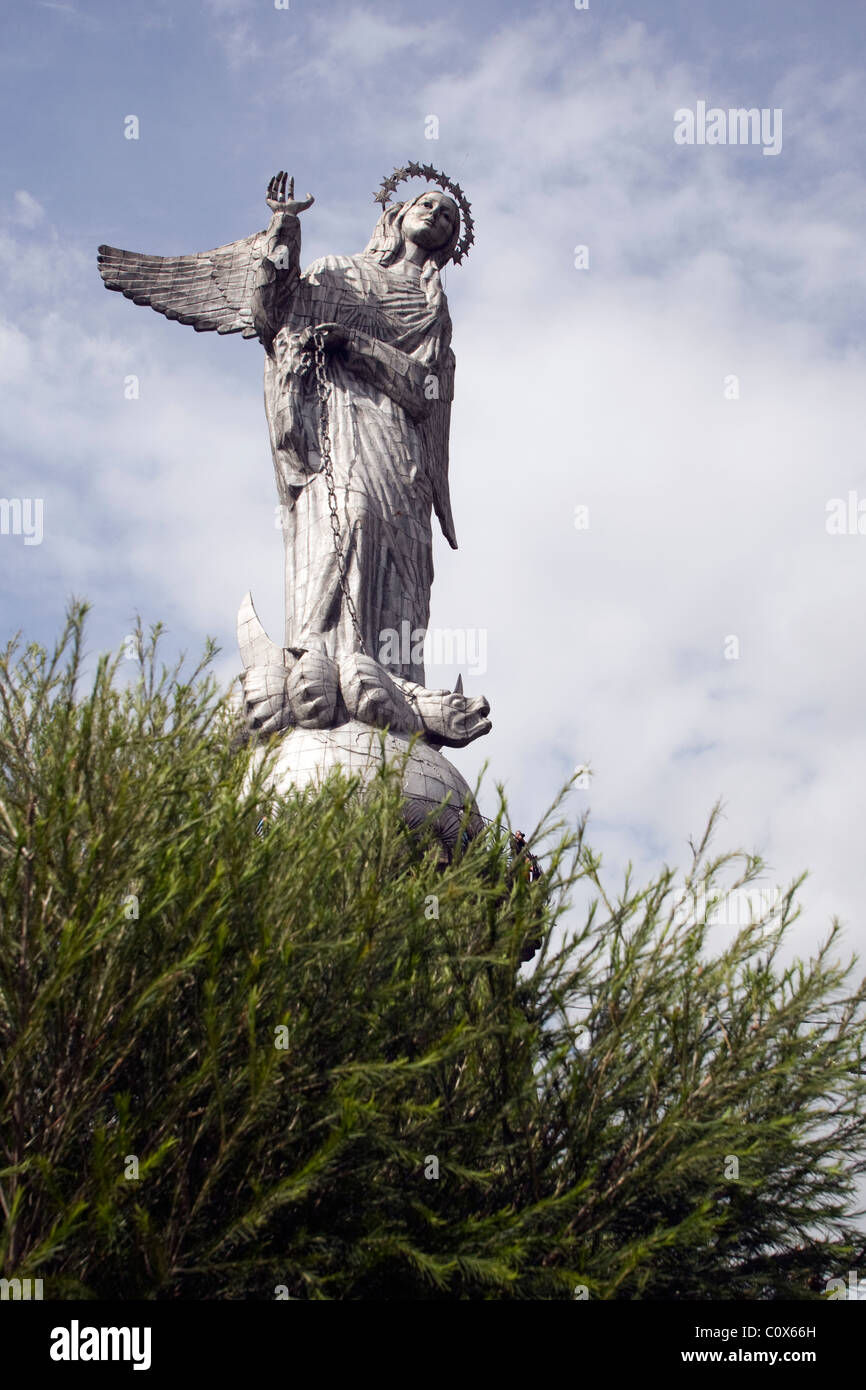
<box><xmin>360</xmin><ymin>191</ymin><xmax>459</xmax><ymax>550</ymax></box>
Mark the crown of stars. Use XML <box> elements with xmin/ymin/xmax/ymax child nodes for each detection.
<box><xmin>373</xmin><ymin>162</ymin><xmax>474</xmax><ymax>264</ymax></box>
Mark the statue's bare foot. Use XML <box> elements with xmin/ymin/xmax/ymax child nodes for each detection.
<box><xmin>287</xmin><ymin>651</ymin><xmax>338</xmax><ymax>728</ymax></box>
<box><xmin>404</xmin><ymin>686</ymin><xmax>492</xmax><ymax>747</ymax></box>
<box><xmin>241</xmin><ymin>664</ymin><xmax>294</xmax><ymax>738</ymax></box>
<box><xmin>339</xmin><ymin>653</ymin><xmax>422</xmax><ymax>733</ymax></box>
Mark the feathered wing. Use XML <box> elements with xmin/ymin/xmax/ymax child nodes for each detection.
<box><xmin>96</xmin><ymin>230</ymin><xmax>268</xmax><ymax>337</ymax></box>
<box><xmin>419</xmin><ymin>345</ymin><xmax>458</xmax><ymax>549</ymax></box>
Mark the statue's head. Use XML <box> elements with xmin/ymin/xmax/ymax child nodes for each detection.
<box><xmin>364</xmin><ymin>189</ymin><xmax>461</xmax><ymax>269</ymax></box>
<box><xmin>400</xmin><ymin>191</ymin><xmax>460</xmax><ymax>256</ymax></box>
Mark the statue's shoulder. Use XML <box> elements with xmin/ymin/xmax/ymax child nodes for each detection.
<box><xmin>302</xmin><ymin>252</ymin><xmax>365</xmax><ymax>284</ymax></box>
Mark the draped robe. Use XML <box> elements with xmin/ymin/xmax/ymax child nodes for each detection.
<box><xmin>97</xmin><ymin>214</ymin><xmax>458</xmax><ymax>689</ymax></box>
<box><xmin>264</xmin><ymin>253</ymin><xmax>456</xmax><ymax>684</ymax></box>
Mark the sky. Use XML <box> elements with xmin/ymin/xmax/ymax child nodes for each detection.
<box><xmin>2</xmin><ymin>0</ymin><xmax>866</xmax><ymax>977</ymax></box>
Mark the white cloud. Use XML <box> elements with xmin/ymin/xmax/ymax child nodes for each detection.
<box><xmin>202</xmin><ymin>0</ymin><xmax>265</xmax><ymax>70</ymax></box>
<box><xmin>202</xmin><ymin>0</ymin><xmax>448</xmax><ymax>76</ymax></box>
<box><xmin>310</xmin><ymin>11</ymin><xmax>449</xmax><ymax>68</ymax></box>
<box><xmin>11</xmin><ymin>191</ymin><xmax>45</xmax><ymax>228</ymax></box>
<box><xmin>34</xmin><ymin>2</ymin><xmax>100</xmax><ymax>30</ymax></box>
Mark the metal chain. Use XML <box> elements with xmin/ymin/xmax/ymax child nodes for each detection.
<box><xmin>312</xmin><ymin>330</ymin><xmax>366</xmax><ymax>653</ymax></box>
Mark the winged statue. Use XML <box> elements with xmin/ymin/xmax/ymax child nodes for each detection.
<box><xmin>98</xmin><ymin>167</ymin><xmax>491</xmax><ymax>748</ymax></box>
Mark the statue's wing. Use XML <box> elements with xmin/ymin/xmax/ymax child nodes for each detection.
<box><xmin>419</xmin><ymin>346</ymin><xmax>458</xmax><ymax>550</ymax></box>
<box><xmin>97</xmin><ymin>231</ymin><xmax>268</xmax><ymax>337</ymax></box>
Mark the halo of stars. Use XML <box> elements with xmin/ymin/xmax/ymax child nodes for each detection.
<box><xmin>373</xmin><ymin>161</ymin><xmax>474</xmax><ymax>265</ymax></box>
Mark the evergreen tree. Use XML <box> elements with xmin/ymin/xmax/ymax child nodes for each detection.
<box><xmin>1</xmin><ymin>604</ymin><xmax>864</xmax><ymax>1300</ymax></box>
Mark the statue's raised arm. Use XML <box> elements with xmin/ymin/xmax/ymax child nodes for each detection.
<box><xmin>251</xmin><ymin>171</ymin><xmax>315</xmax><ymax>347</ymax></box>
<box><xmin>96</xmin><ymin>170</ymin><xmax>313</xmax><ymax>343</ymax></box>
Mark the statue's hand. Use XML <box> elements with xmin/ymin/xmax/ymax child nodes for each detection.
<box><xmin>311</xmin><ymin>322</ymin><xmax>349</xmax><ymax>353</ymax></box>
<box><xmin>294</xmin><ymin>324</ymin><xmax>349</xmax><ymax>360</ymax></box>
<box><xmin>265</xmin><ymin>170</ymin><xmax>314</xmax><ymax>216</ymax></box>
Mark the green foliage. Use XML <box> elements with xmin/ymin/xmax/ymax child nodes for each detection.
<box><xmin>1</xmin><ymin>604</ymin><xmax>865</xmax><ymax>1300</ymax></box>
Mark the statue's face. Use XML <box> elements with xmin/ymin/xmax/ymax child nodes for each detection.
<box><xmin>401</xmin><ymin>192</ymin><xmax>459</xmax><ymax>252</ymax></box>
